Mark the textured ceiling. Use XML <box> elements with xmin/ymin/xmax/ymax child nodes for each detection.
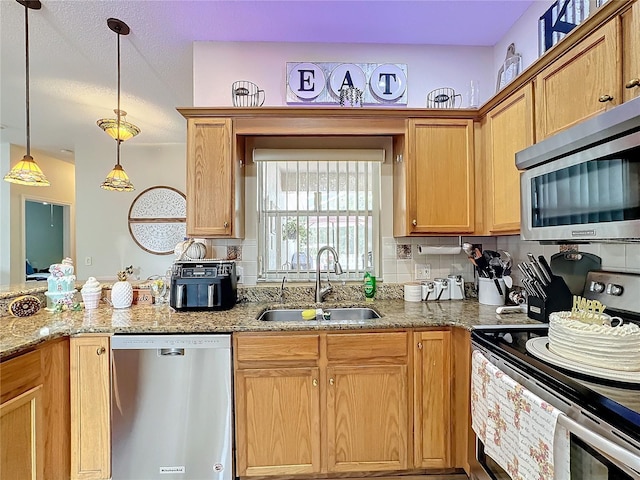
<box><xmin>0</xmin><ymin>0</ymin><xmax>534</xmax><ymax>161</ymax></box>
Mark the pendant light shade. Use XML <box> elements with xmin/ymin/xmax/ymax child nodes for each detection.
<box><xmin>4</xmin><ymin>155</ymin><xmax>49</xmax><ymax>186</ymax></box>
<box><xmin>4</xmin><ymin>0</ymin><xmax>50</xmax><ymax>187</ymax></box>
<box><xmin>97</xmin><ymin>109</ymin><xmax>140</xmax><ymax>142</ymax></box>
<box><xmin>101</xmin><ymin>163</ymin><xmax>134</xmax><ymax>192</ymax></box>
<box><xmin>100</xmin><ymin>18</ymin><xmax>135</xmax><ymax>192</ymax></box>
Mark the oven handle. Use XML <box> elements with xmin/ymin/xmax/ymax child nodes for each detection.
<box><xmin>558</xmin><ymin>414</ymin><xmax>640</xmax><ymax>473</ymax></box>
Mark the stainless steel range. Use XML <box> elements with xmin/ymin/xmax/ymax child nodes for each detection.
<box><xmin>471</xmin><ymin>270</ymin><xmax>640</xmax><ymax>480</ymax></box>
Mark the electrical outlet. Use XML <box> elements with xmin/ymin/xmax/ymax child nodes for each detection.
<box><xmin>84</xmin><ymin>256</ymin><xmax>92</xmax><ymax>266</ymax></box>
<box><xmin>415</xmin><ymin>263</ymin><xmax>431</xmax><ymax>280</ymax></box>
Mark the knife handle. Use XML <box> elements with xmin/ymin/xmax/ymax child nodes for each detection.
<box><xmin>537</xmin><ymin>255</ymin><xmax>553</xmax><ymax>283</ymax></box>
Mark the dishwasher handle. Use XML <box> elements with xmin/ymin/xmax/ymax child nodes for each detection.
<box><xmin>160</xmin><ymin>348</ymin><xmax>185</xmax><ymax>356</ymax></box>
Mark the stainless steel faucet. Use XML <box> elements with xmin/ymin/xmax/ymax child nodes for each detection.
<box><xmin>315</xmin><ymin>246</ymin><xmax>344</xmax><ymax>302</ymax></box>
<box><xmin>280</xmin><ymin>276</ymin><xmax>287</xmax><ymax>303</ymax></box>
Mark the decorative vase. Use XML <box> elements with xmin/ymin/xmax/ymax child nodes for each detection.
<box><xmin>111</xmin><ymin>280</ymin><xmax>133</xmax><ymax>309</ymax></box>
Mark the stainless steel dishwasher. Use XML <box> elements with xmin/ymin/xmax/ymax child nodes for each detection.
<box><xmin>111</xmin><ymin>334</ymin><xmax>232</xmax><ymax>480</ymax></box>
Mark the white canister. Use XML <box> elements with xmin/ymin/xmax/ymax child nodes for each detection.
<box><xmin>421</xmin><ymin>281</ymin><xmax>436</xmax><ymax>301</ymax></box>
<box><xmin>448</xmin><ymin>275</ymin><xmax>465</xmax><ymax>300</ymax></box>
<box><xmin>404</xmin><ymin>283</ymin><xmax>422</xmax><ymax>302</ymax></box>
<box><xmin>434</xmin><ymin>278</ymin><xmax>450</xmax><ymax>301</ymax></box>
<box><xmin>478</xmin><ymin>277</ymin><xmax>506</xmax><ymax>306</ymax></box>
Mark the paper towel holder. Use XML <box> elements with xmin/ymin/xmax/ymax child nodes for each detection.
<box><xmin>417</xmin><ymin>245</ymin><xmax>462</xmax><ymax>255</ymax></box>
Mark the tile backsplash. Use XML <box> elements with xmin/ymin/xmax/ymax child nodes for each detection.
<box><xmin>202</xmin><ymin>235</ymin><xmax>640</xmax><ymax>287</ymax></box>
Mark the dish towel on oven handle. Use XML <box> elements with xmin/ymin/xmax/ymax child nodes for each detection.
<box><xmin>471</xmin><ymin>350</ymin><xmax>570</xmax><ymax>480</ymax></box>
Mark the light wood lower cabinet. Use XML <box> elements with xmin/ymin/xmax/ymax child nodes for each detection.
<box><xmin>70</xmin><ymin>336</ymin><xmax>111</xmax><ymax>480</ymax></box>
<box><xmin>0</xmin><ymin>338</ymin><xmax>70</xmax><ymax>480</ymax></box>
<box><xmin>1</xmin><ymin>385</ymin><xmax>43</xmax><ymax>480</ymax></box>
<box><xmin>413</xmin><ymin>330</ymin><xmax>452</xmax><ymax>469</ymax></box>
<box><xmin>235</xmin><ymin>367</ymin><xmax>321</xmax><ymax>476</ymax></box>
<box><xmin>234</xmin><ymin>331</ymin><xmax>412</xmax><ymax>476</ymax></box>
<box><xmin>325</xmin><ymin>331</ymin><xmax>409</xmax><ymax>473</ymax></box>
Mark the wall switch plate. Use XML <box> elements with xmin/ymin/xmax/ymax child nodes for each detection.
<box><xmin>84</xmin><ymin>256</ymin><xmax>92</xmax><ymax>266</ymax></box>
<box><xmin>415</xmin><ymin>263</ymin><xmax>431</xmax><ymax>280</ymax></box>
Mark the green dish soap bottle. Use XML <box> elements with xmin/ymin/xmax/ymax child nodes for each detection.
<box><xmin>364</xmin><ymin>272</ymin><xmax>376</xmax><ymax>301</ymax></box>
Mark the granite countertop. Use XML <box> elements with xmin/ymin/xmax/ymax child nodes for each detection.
<box><xmin>0</xmin><ymin>298</ymin><xmax>540</xmax><ymax>359</ymax></box>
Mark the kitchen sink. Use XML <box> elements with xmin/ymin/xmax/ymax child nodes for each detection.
<box><xmin>257</xmin><ymin>307</ymin><xmax>381</xmax><ymax>322</ymax></box>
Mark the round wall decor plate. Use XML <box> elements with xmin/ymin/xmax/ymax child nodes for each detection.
<box><xmin>128</xmin><ymin>186</ymin><xmax>186</xmax><ymax>255</ymax></box>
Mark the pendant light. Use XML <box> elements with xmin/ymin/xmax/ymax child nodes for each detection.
<box><xmin>3</xmin><ymin>0</ymin><xmax>50</xmax><ymax>187</ymax></box>
<box><xmin>100</xmin><ymin>18</ymin><xmax>135</xmax><ymax>192</ymax></box>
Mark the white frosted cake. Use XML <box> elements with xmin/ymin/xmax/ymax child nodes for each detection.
<box><xmin>548</xmin><ymin>311</ymin><xmax>640</xmax><ymax>372</ymax></box>
<box><xmin>45</xmin><ymin>257</ymin><xmax>77</xmax><ymax>310</ymax></box>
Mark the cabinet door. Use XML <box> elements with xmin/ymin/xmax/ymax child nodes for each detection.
<box><xmin>326</xmin><ymin>364</ymin><xmax>408</xmax><ymax>472</ymax></box>
<box><xmin>622</xmin><ymin>0</ymin><xmax>640</xmax><ymax>102</ymax></box>
<box><xmin>407</xmin><ymin>119</ymin><xmax>474</xmax><ymax>234</ymax></box>
<box><xmin>1</xmin><ymin>387</ymin><xmax>43</xmax><ymax>480</ymax></box>
<box><xmin>70</xmin><ymin>336</ymin><xmax>110</xmax><ymax>480</ymax></box>
<box><xmin>535</xmin><ymin>19</ymin><xmax>621</xmax><ymax>140</ymax></box>
<box><xmin>485</xmin><ymin>84</ymin><xmax>534</xmax><ymax>233</ymax></box>
<box><xmin>186</xmin><ymin>118</ymin><xmax>235</xmax><ymax>237</ymax></box>
<box><xmin>413</xmin><ymin>330</ymin><xmax>451</xmax><ymax>469</ymax></box>
<box><xmin>235</xmin><ymin>367</ymin><xmax>320</xmax><ymax>476</ymax></box>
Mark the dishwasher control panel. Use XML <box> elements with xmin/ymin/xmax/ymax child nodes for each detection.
<box><xmin>111</xmin><ymin>334</ymin><xmax>231</xmax><ymax>350</ymax></box>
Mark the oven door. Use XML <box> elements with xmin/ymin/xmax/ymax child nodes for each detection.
<box><xmin>477</xmin><ymin>430</ymin><xmax>639</xmax><ymax>480</ymax></box>
<box><xmin>471</xmin><ymin>345</ymin><xmax>640</xmax><ymax>480</ymax></box>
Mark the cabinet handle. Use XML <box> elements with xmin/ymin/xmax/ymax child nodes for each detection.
<box><xmin>417</xmin><ymin>342</ymin><xmax>423</xmax><ymax>350</ymax></box>
<box><xmin>312</xmin><ymin>378</ymin><xmax>318</xmax><ymax>387</ymax></box>
<box><xmin>412</xmin><ymin>219</ymin><xmax>417</xmax><ymax>226</ymax></box>
<box><xmin>223</xmin><ymin>221</ymin><xmax>229</xmax><ymax>228</ymax></box>
<box><xmin>598</xmin><ymin>94</ymin><xmax>614</xmax><ymax>103</ymax></box>
<box><xmin>625</xmin><ymin>78</ymin><xmax>640</xmax><ymax>89</ymax></box>
<box><xmin>96</xmin><ymin>346</ymin><xmax>106</xmax><ymax>355</ymax></box>
<box><xmin>329</xmin><ymin>378</ymin><xmax>335</xmax><ymax>385</ymax></box>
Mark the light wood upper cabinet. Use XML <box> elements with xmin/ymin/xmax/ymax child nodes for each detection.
<box><xmin>535</xmin><ymin>19</ymin><xmax>621</xmax><ymax>140</ymax></box>
<box><xmin>484</xmin><ymin>84</ymin><xmax>534</xmax><ymax>234</ymax></box>
<box><xmin>186</xmin><ymin>118</ymin><xmax>244</xmax><ymax>238</ymax></box>
<box><xmin>70</xmin><ymin>336</ymin><xmax>111</xmax><ymax>480</ymax></box>
<box><xmin>413</xmin><ymin>330</ymin><xmax>452</xmax><ymax>469</ymax></box>
<box><xmin>622</xmin><ymin>0</ymin><xmax>640</xmax><ymax>102</ymax></box>
<box><xmin>397</xmin><ymin>118</ymin><xmax>475</xmax><ymax>235</ymax></box>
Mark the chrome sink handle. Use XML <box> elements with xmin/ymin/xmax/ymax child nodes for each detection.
<box><xmin>315</xmin><ymin>246</ymin><xmax>343</xmax><ymax>303</ymax></box>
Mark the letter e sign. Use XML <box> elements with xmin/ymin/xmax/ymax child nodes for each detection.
<box><xmin>288</xmin><ymin>62</ymin><xmax>326</xmax><ymax>100</ymax></box>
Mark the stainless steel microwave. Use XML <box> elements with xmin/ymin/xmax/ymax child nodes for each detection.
<box><xmin>516</xmin><ymin>95</ymin><xmax>640</xmax><ymax>242</ymax></box>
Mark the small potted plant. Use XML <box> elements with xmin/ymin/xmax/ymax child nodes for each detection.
<box><xmin>111</xmin><ymin>265</ymin><xmax>134</xmax><ymax>309</ymax></box>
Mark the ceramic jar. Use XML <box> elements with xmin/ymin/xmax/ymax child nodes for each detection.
<box><xmin>111</xmin><ymin>280</ymin><xmax>133</xmax><ymax>309</ymax></box>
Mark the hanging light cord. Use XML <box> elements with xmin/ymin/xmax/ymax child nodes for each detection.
<box><xmin>24</xmin><ymin>2</ymin><xmax>31</xmax><ymax>157</ymax></box>
<box><xmin>116</xmin><ymin>26</ymin><xmax>122</xmax><ymax>165</ymax></box>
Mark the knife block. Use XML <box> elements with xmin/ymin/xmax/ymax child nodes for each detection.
<box><xmin>527</xmin><ymin>274</ymin><xmax>573</xmax><ymax>322</ymax></box>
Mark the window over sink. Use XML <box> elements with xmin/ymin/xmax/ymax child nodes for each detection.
<box><xmin>255</xmin><ymin>148</ymin><xmax>383</xmax><ymax>281</ymax></box>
